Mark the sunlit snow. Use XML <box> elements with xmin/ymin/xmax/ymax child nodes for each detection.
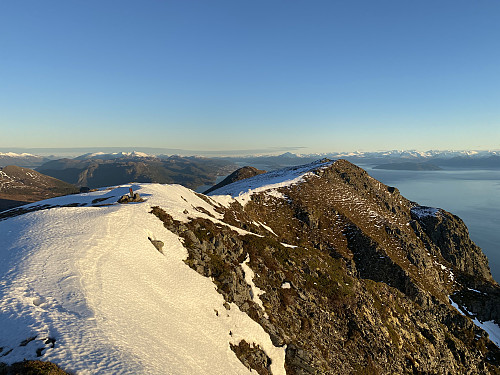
<box><xmin>0</xmin><ymin>184</ymin><xmax>286</xmax><ymax>374</ymax></box>
<box><xmin>450</xmin><ymin>298</ymin><xmax>500</xmax><ymax>348</ymax></box>
<box><xmin>241</xmin><ymin>255</ymin><xmax>268</xmax><ymax>319</ymax></box>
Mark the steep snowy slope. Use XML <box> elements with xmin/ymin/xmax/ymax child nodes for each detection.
<box><xmin>0</xmin><ymin>184</ymin><xmax>285</xmax><ymax>374</ymax></box>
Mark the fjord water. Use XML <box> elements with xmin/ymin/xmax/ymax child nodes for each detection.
<box><xmin>364</xmin><ymin>166</ymin><xmax>500</xmax><ymax>282</ymax></box>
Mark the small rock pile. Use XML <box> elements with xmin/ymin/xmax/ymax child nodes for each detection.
<box><xmin>117</xmin><ymin>188</ymin><xmax>144</xmax><ymax>204</ymax></box>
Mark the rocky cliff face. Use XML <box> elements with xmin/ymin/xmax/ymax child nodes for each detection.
<box><xmin>152</xmin><ymin>159</ymin><xmax>499</xmax><ymax>374</ymax></box>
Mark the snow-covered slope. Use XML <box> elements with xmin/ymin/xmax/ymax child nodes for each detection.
<box><xmin>0</xmin><ymin>152</ymin><xmax>36</xmax><ymax>158</ymax></box>
<box><xmin>0</xmin><ymin>184</ymin><xmax>285</xmax><ymax>374</ymax></box>
<box><xmin>0</xmin><ymin>153</ymin><xmax>48</xmax><ymax>168</ymax></box>
<box><xmin>208</xmin><ymin>159</ymin><xmax>335</xmax><ymax>206</ymax></box>
<box><xmin>74</xmin><ymin>151</ymin><xmax>151</xmax><ymax>160</ymax></box>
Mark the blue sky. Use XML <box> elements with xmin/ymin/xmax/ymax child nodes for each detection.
<box><xmin>1</xmin><ymin>1</ymin><xmax>499</xmax><ymax>154</ymax></box>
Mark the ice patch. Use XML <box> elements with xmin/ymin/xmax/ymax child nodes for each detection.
<box><xmin>281</xmin><ymin>282</ymin><xmax>291</xmax><ymax>289</ymax></box>
<box><xmin>266</xmin><ymin>190</ymin><xmax>286</xmax><ymax>200</ymax></box>
<box><xmin>449</xmin><ymin>297</ymin><xmax>500</xmax><ymax>348</ymax></box>
<box><xmin>241</xmin><ymin>255</ymin><xmax>268</xmax><ymax>319</ymax></box>
<box><xmin>411</xmin><ymin>206</ymin><xmax>440</xmax><ymax>219</ymax></box>
<box><xmin>257</xmin><ymin>221</ymin><xmax>277</xmax><ymax>236</ymax></box>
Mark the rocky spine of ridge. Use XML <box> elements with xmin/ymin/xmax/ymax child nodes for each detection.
<box><xmin>151</xmin><ymin>159</ymin><xmax>500</xmax><ymax>374</ymax></box>
<box><xmin>203</xmin><ymin>166</ymin><xmax>266</xmax><ymax>194</ymax></box>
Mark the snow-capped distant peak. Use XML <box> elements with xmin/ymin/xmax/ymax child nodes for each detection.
<box><xmin>75</xmin><ymin>151</ymin><xmax>151</xmax><ymax>160</ymax></box>
<box><xmin>0</xmin><ymin>152</ymin><xmax>36</xmax><ymax>157</ymax></box>
<box><xmin>123</xmin><ymin>151</ymin><xmax>149</xmax><ymax>157</ymax></box>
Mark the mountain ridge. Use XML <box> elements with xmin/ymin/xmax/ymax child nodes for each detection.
<box><xmin>0</xmin><ymin>165</ymin><xmax>79</xmax><ymax>211</ymax></box>
<box><xmin>36</xmin><ymin>155</ymin><xmax>236</xmax><ymax>189</ymax></box>
<box><xmin>0</xmin><ymin>160</ymin><xmax>499</xmax><ymax>374</ymax></box>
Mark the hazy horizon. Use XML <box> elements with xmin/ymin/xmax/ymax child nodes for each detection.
<box><xmin>2</xmin><ymin>146</ymin><xmax>500</xmax><ymax>158</ymax></box>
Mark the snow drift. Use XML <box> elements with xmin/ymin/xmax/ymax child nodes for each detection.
<box><xmin>0</xmin><ymin>184</ymin><xmax>285</xmax><ymax>374</ymax></box>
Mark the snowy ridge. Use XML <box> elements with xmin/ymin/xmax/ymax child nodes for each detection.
<box><xmin>74</xmin><ymin>151</ymin><xmax>151</xmax><ymax>160</ymax></box>
<box><xmin>0</xmin><ymin>152</ymin><xmax>35</xmax><ymax>157</ymax></box>
<box><xmin>208</xmin><ymin>159</ymin><xmax>335</xmax><ymax>206</ymax></box>
<box><xmin>304</xmin><ymin>149</ymin><xmax>500</xmax><ymax>159</ymax></box>
<box><xmin>0</xmin><ymin>184</ymin><xmax>286</xmax><ymax>374</ymax></box>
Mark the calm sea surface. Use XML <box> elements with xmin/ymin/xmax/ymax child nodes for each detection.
<box><xmin>363</xmin><ymin>166</ymin><xmax>500</xmax><ymax>282</ymax></box>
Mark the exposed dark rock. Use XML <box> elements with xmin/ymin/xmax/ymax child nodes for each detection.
<box><xmin>117</xmin><ymin>192</ymin><xmax>143</xmax><ymax>203</ymax></box>
<box><xmin>0</xmin><ymin>360</ymin><xmax>70</xmax><ymax>374</ymax></box>
<box><xmin>148</xmin><ymin>237</ymin><xmax>164</xmax><ymax>253</ymax></box>
<box><xmin>285</xmin><ymin>344</ymin><xmax>318</xmax><ymax>375</ymax></box>
<box><xmin>230</xmin><ymin>340</ymin><xmax>272</xmax><ymax>375</ymax></box>
<box><xmin>411</xmin><ymin>208</ymin><xmax>494</xmax><ymax>282</ymax></box>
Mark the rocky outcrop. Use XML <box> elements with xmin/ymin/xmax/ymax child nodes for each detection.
<box><xmin>148</xmin><ymin>237</ymin><xmax>164</xmax><ymax>253</ymax></box>
<box><xmin>150</xmin><ymin>159</ymin><xmax>500</xmax><ymax>374</ymax></box>
<box><xmin>411</xmin><ymin>208</ymin><xmax>494</xmax><ymax>282</ymax></box>
<box><xmin>0</xmin><ymin>360</ymin><xmax>70</xmax><ymax>374</ymax></box>
<box><xmin>230</xmin><ymin>340</ymin><xmax>272</xmax><ymax>375</ymax></box>
<box><xmin>117</xmin><ymin>192</ymin><xmax>143</xmax><ymax>203</ymax></box>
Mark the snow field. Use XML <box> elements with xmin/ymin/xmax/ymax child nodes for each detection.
<box><xmin>0</xmin><ymin>184</ymin><xmax>286</xmax><ymax>374</ymax></box>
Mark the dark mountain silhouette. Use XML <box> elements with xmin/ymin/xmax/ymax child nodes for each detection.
<box><xmin>0</xmin><ymin>165</ymin><xmax>79</xmax><ymax>211</ymax></box>
<box><xmin>37</xmin><ymin>155</ymin><xmax>236</xmax><ymax>189</ymax></box>
<box><xmin>203</xmin><ymin>166</ymin><xmax>266</xmax><ymax>194</ymax></box>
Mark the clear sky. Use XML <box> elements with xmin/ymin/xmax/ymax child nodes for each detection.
<box><xmin>1</xmin><ymin>1</ymin><xmax>499</xmax><ymax>154</ymax></box>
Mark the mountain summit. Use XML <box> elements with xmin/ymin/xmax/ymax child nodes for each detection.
<box><xmin>0</xmin><ymin>160</ymin><xmax>498</xmax><ymax>374</ymax></box>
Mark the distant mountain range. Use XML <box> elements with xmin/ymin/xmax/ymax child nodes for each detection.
<box><xmin>73</xmin><ymin>151</ymin><xmax>151</xmax><ymax>160</ymax></box>
<box><xmin>221</xmin><ymin>150</ymin><xmax>500</xmax><ymax>171</ymax></box>
<box><xmin>0</xmin><ymin>152</ymin><xmax>51</xmax><ymax>168</ymax></box>
<box><xmin>1</xmin><ymin>149</ymin><xmax>499</xmax><ymax>190</ymax></box>
<box><xmin>36</xmin><ymin>154</ymin><xmax>236</xmax><ymax>189</ymax></box>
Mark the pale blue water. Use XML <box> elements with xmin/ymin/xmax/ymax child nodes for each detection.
<box><xmin>363</xmin><ymin>166</ymin><xmax>500</xmax><ymax>282</ymax></box>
